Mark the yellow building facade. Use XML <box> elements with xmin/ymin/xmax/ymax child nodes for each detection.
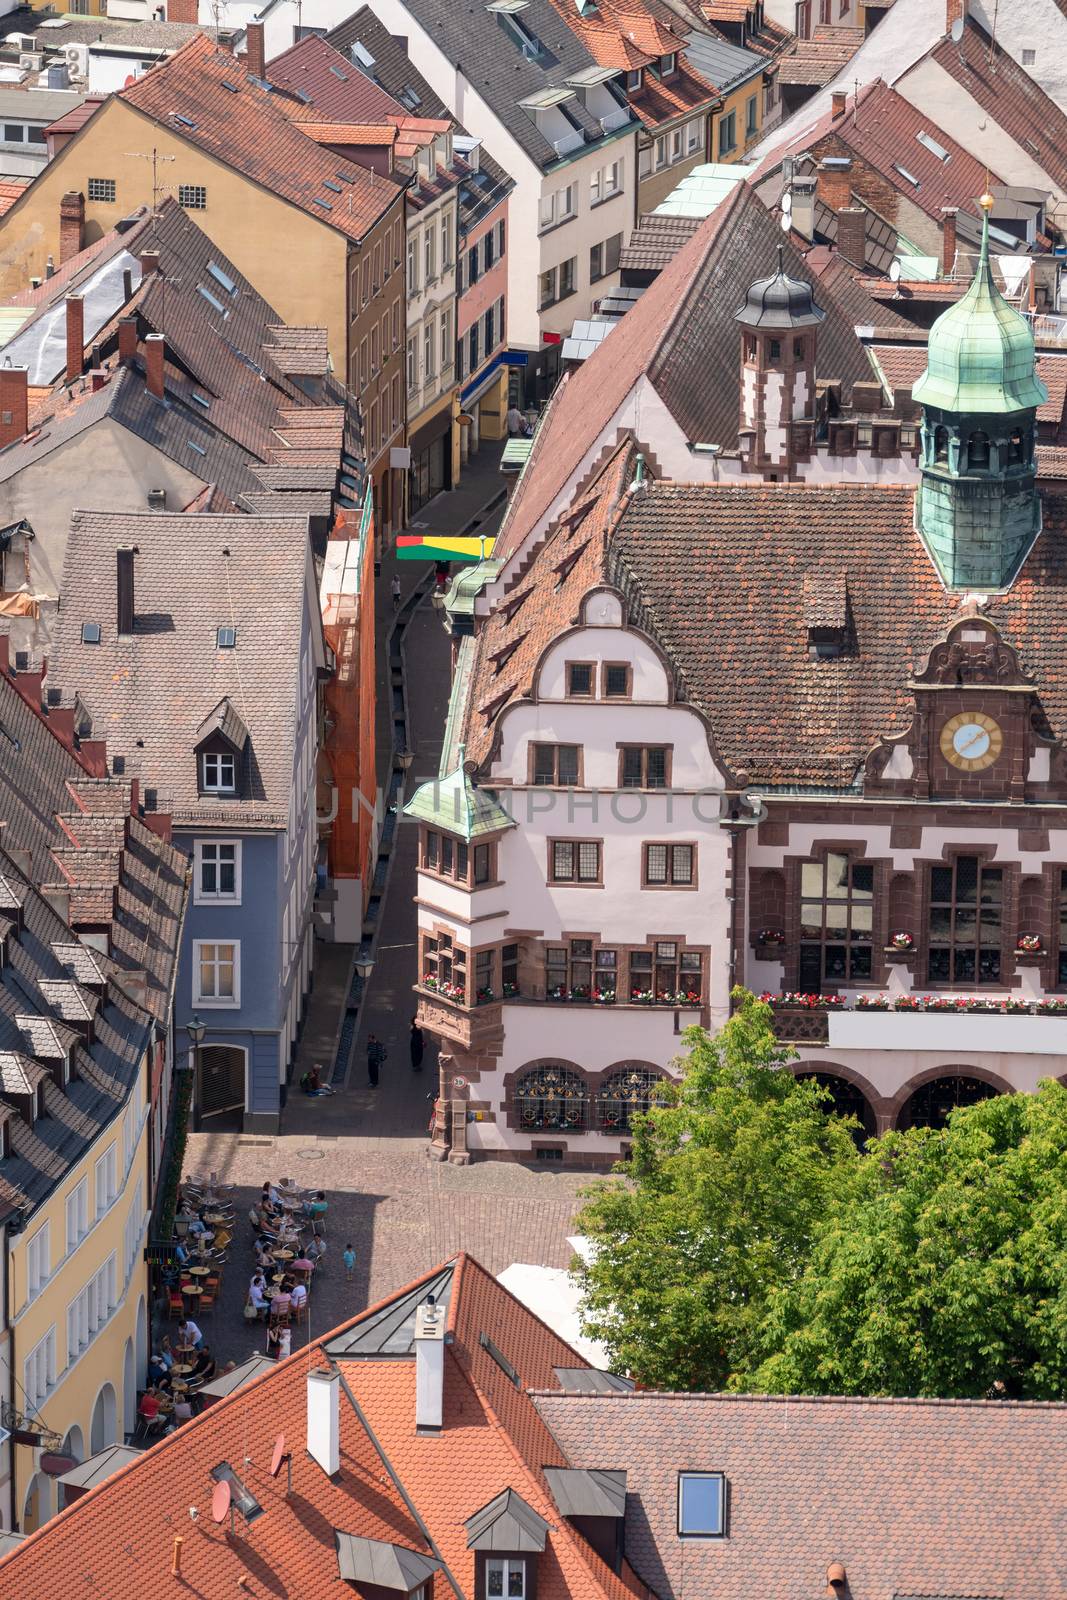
<box><xmin>11</xmin><ymin>1057</ymin><xmax>152</xmax><ymax>1532</ymax></box>
<box><xmin>710</xmin><ymin>67</ymin><xmax>766</xmax><ymax>165</ymax></box>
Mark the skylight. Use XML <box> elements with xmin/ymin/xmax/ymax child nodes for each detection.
<box><xmin>893</xmin><ymin>163</ymin><xmax>920</xmax><ymax>188</ymax></box>
<box><xmin>398</xmin><ymin>86</ymin><xmax>422</xmax><ymax>111</ymax></box>
<box><xmin>210</xmin><ymin>1464</ymin><xmax>263</xmax><ymax>1525</ymax></box>
<box><xmin>188</xmin><ymin>439</ymin><xmax>207</xmax><ymax>456</ymax></box>
<box><xmin>487</xmin><ymin>0</ymin><xmax>529</xmax><ymax>11</ymax></box>
<box><xmin>322</xmin><ymin>179</ymin><xmax>342</xmax><ymax>193</ymax></box>
<box><xmin>329</xmin><ymin>63</ymin><xmax>348</xmax><ymax>79</ymax></box>
<box><xmin>351</xmin><ymin>41</ymin><xmax>376</xmax><ymax>69</ymax></box>
<box><xmin>335</xmin><ymin>169</ymin><xmax>357</xmax><ymax>183</ymax></box>
<box><xmin>312</xmin><ymin>196</ymin><xmax>333</xmax><ymax>210</ymax></box>
<box><xmin>678</xmin><ymin>1473</ymin><xmax>724</xmax><ymax>1538</ymax></box>
<box><xmin>916</xmin><ymin>129</ymin><xmax>950</xmax><ymax>161</ymax></box>
<box><xmin>191</xmin><ymin>391</ymin><xmax>211</xmax><ymax>409</ymax></box>
<box><xmin>197</xmin><ymin>285</ymin><xmax>227</xmax><ymax>313</ymax></box>
<box><xmin>216</xmin><ymin>625</ymin><xmax>236</xmax><ymax>648</ymax></box>
<box><xmin>171</xmin><ymin>113</ymin><xmax>197</xmax><ymax>128</ymax></box>
<box><xmin>207</xmin><ymin>262</ymin><xmax>236</xmax><ymax>294</ymax></box>
<box><xmin>479</xmin><ymin>1333</ymin><xmax>520</xmax><ymax>1386</ymax></box>
<box><xmin>221</xmin><ymin>79</ymin><xmax>240</xmax><ymax>93</ymax></box>
<box><xmin>81</xmin><ymin>622</ymin><xmax>101</xmax><ymax>644</ymax></box>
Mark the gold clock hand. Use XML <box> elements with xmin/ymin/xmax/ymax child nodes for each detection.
<box><xmin>957</xmin><ymin>729</ymin><xmax>989</xmax><ymax>755</ymax></box>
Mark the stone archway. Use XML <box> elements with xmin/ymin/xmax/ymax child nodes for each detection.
<box><xmin>895</xmin><ymin>1065</ymin><xmax>1011</xmax><ymax>1131</ymax></box>
<box><xmin>794</xmin><ymin>1065</ymin><xmax>879</xmax><ymax>1144</ymax></box>
<box><xmin>90</xmin><ymin>1382</ymin><xmax>117</xmax><ymax>1455</ymax></box>
<box><xmin>22</xmin><ymin>1470</ymin><xmax>50</xmax><ymax>1533</ymax></box>
<box><xmin>135</xmin><ymin>1295</ymin><xmax>148</xmax><ymax>1389</ymax></box>
<box><xmin>58</xmin><ymin>1425</ymin><xmax>84</xmax><ymax>1511</ymax></box>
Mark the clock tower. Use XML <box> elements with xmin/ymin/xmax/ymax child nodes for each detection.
<box><xmin>912</xmin><ymin>193</ymin><xmax>1047</xmax><ymax>594</ymax></box>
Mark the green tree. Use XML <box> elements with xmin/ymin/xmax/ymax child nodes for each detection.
<box><xmin>753</xmin><ymin>1078</ymin><xmax>1067</xmax><ymax>1399</ymax></box>
<box><xmin>573</xmin><ymin>990</ymin><xmax>861</xmax><ymax>1391</ymax></box>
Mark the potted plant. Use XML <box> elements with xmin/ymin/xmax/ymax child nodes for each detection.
<box><xmin>476</xmin><ymin>987</ymin><xmax>495</xmax><ymax>1005</ymax></box>
<box><xmin>887</xmin><ymin>931</ymin><xmax>914</xmax><ymax>954</ymax></box>
<box><xmin>758</xmin><ymin>929</ymin><xmax>786</xmax><ymax>947</ymax></box>
<box><xmin>548</xmin><ymin>984</ymin><xmax>570</xmax><ymax>1002</ymax></box>
<box><xmin>631</xmin><ymin>988</ymin><xmax>655</xmax><ymax>1005</ymax></box>
<box><xmin>1037</xmin><ymin>998</ymin><xmax>1067</xmax><ymax>1013</ymax></box>
<box><xmin>502</xmin><ymin>981</ymin><xmax>519</xmax><ymax>999</ymax></box>
<box><xmin>1016</xmin><ymin>934</ymin><xmax>1044</xmax><ymax>956</ymax></box>
<box><xmin>591</xmin><ymin>988</ymin><xmax>615</xmax><ymax>1004</ymax></box>
<box><xmin>893</xmin><ymin>995</ymin><xmax>923</xmax><ymax>1011</ymax></box>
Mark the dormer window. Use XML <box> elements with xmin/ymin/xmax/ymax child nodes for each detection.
<box><xmin>678</xmin><ymin>1471</ymin><xmax>725</xmax><ymax>1538</ymax></box>
<box><xmin>201</xmin><ymin>751</ymin><xmax>236</xmax><ymax>793</ymax></box>
<box><xmin>625</xmin><ymin>68</ymin><xmax>642</xmax><ymax>91</ymax></box>
<box><xmin>659</xmin><ymin>52</ymin><xmax>676</xmax><ymax>77</ymax></box>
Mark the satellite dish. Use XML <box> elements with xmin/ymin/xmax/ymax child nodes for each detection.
<box><xmin>950</xmin><ymin>16</ymin><xmax>964</xmax><ymax>42</ymax></box>
<box><xmin>211</xmin><ymin>1480</ymin><xmax>232</xmax><ymax>1524</ymax></box>
<box><xmin>781</xmin><ymin>190</ymin><xmax>792</xmax><ymax>215</ymax></box>
<box><xmin>270</xmin><ymin>1435</ymin><xmax>287</xmax><ymax>1478</ymax></box>
<box><xmin>780</xmin><ymin>211</ymin><xmax>791</xmax><ymax>233</ymax></box>
<box><xmin>889</xmin><ymin>260</ymin><xmax>902</xmax><ymax>282</ymax></box>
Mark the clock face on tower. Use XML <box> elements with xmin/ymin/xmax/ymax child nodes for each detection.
<box><xmin>939</xmin><ymin>711</ymin><xmax>1004</xmax><ymax>772</ymax></box>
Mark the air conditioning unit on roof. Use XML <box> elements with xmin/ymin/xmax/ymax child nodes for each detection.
<box><xmin>65</xmin><ymin>43</ymin><xmax>89</xmax><ymax>77</ymax></box>
<box><xmin>19</xmin><ymin>52</ymin><xmax>44</xmax><ymax>71</ymax></box>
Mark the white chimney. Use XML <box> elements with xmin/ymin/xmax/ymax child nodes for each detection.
<box><xmin>307</xmin><ymin>1369</ymin><xmax>340</xmax><ymax>1476</ymax></box>
<box><xmin>415</xmin><ymin>1297</ymin><xmax>446</xmax><ymax>1430</ymax></box>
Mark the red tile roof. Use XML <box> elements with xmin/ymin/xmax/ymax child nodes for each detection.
<box><xmin>776</xmin><ymin>24</ymin><xmax>865</xmax><ymax>88</ymax></box>
<box><xmin>0</xmin><ymin>178</ymin><xmax>29</xmax><ymax>216</ymax></box>
<box><xmin>42</xmin><ymin>95</ymin><xmax>105</xmax><ymax>138</ymax></box>
<box><xmin>267</xmin><ymin>32</ymin><xmax>409</xmax><ymax>123</ymax></box>
<box><xmin>119</xmin><ymin>34</ymin><xmax>401</xmax><ymax>244</ymax></box>
<box><xmin>0</xmin><ymin>1255</ymin><xmax>649</xmax><ymax>1600</ymax></box>
<box><xmin>769</xmin><ymin>79</ymin><xmax>998</xmax><ymax>224</ymax></box>
<box><xmin>869</xmin><ymin>339</ymin><xmax>1067</xmax><ymax>433</ymax></box>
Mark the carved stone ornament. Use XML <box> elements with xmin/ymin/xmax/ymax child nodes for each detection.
<box><xmin>911</xmin><ymin>618</ymin><xmax>1035</xmax><ymax>690</ymax></box>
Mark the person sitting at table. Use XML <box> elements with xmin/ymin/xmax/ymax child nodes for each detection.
<box><xmin>174</xmin><ymin>1239</ymin><xmax>191</xmax><ymax>1268</ymax></box>
<box><xmin>160</xmin><ymin>1337</ymin><xmax>176</xmax><ymax>1369</ymax></box>
<box><xmin>303</xmin><ymin>1191</ymin><xmax>328</xmax><ymax>1221</ymax></box>
<box><xmin>148</xmin><ymin>1351</ymin><xmax>170</xmax><ymax>1386</ymax></box>
<box><xmin>263</xmin><ymin>1180</ymin><xmax>282</xmax><ymax>1207</ymax></box>
<box><xmin>269</xmin><ymin>1287</ymin><xmax>291</xmax><ymax>1320</ymax></box>
<box><xmin>138</xmin><ymin>1387</ymin><xmax>171</xmax><ymax>1435</ymax></box>
<box><xmin>192</xmin><ymin>1345</ymin><xmax>217</xmax><ymax>1382</ymax></box>
<box><xmin>305</xmin><ymin>1236</ymin><xmax>325</xmax><ymax>1265</ymax></box>
<box><xmin>178</xmin><ymin>1316</ymin><xmax>204</xmax><ymax>1350</ymax></box>
<box><xmin>290</xmin><ymin>1278</ymin><xmax>308</xmax><ymax>1312</ymax></box>
<box><xmin>171</xmin><ymin>1397</ymin><xmax>194</xmax><ymax>1425</ymax></box>
<box><xmin>248</xmin><ymin>1274</ymin><xmax>268</xmax><ymax>1318</ymax></box>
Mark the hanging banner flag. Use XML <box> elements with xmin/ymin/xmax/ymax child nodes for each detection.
<box><xmin>396</xmin><ymin>533</ymin><xmax>496</xmax><ymax>563</ymax></box>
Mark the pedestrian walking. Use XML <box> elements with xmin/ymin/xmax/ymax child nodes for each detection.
<box><xmin>343</xmin><ymin>1244</ymin><xmax>356</xmax><ymax>1279</ymax></box>
<box><xmin>366</xmin><ymin>1033</ymin><xmax>386</xmax><ymax>1088</ymax></box>
<box><xmin>391</xmin><ymin>573</ymin><xmax>401</xmax><ymax>611</ymax></box>
<box><xmin>409</xmin><ymin>1018</ymin><xmax>424</xmax><ymax>1073</ymax></box>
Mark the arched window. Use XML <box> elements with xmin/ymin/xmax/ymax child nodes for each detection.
<box><xmin>514</xmin><ymin>1066</ymin><xmax>587</xmax><ymax>1130</ymax></box>
<box><xmin>797</xmin><ymin>1071</ymin><xmax>876</xmax><ymax>1145</ymax></box>
<box><xmin>898</xmin><ymin>1074</ymin><xmax>997</xmax><ymax>1131</ymax></box>
<box><xmin>596</xmin><ymin>1067</ymin><xmax>669</xmax><ymax>1132</ymax></box>
<box><xmin>933</xmin><ymin>425</ymin><xmax>949</xmax><ymax>463</ymax></box>
<box><xmin>968</xmin><ymin>430</ymin><xmax>990</xmax><ymax>468</ymax></box>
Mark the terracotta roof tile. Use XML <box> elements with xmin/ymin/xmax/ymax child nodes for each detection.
<box><xmin>777</xmin><ymin>25</ymin><xmax>865</xmax><ymax>88</ymax></box>
<box><xmin>267</xmin><ymin>31</ymin><xmax>409</xmax><ymax>123</ymax></box>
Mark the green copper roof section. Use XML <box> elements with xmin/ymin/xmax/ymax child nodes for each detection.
<box><xmin>444</xmin><ymin>558</ymin><xmax>502</xmax><ymax>622</ymax></box>
<box><xmin>403</xmin><ymin>745</ymin><xmax>515</xmax><ymax>842</ymax></box>
<box><xmin>912</xmin><ymin>206</ymin><xmax>1047</xmax><ymax>415</ymax></box>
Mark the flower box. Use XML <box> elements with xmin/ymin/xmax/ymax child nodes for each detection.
<box><xmin>757</xmin><ymin>929</ymin><xmax>786</xmax><ymax>946</ymax></box>
<box><xmin>1036</xmin><ymin>998</ymin><xmax>1067</xmax><ymax>1014</ymax></box>
<box><xmin>855</xmin><ymin>995</ymin><xmax>891</xmax><ymax>1010</ymax></box>
<box><xmin>888</xmin><ymin>931</ymin><xmax>914</xmax><ymax>951</ymax></box>
<box><xmin>760</xmin><ymin>991</ymin><xmax>846</xmax><ymax>1010</ymax></box>
<box><xmin>591</xmin><ymin>989</ymin><xmax>616</xmax><ymax>1004</ymax></box>
<box><xmin>1016</xmin><ymin>935</ymin><xmax>1044</xmax><ymax>956</ymax></box>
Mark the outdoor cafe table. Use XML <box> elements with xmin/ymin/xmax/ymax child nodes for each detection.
<box><xmin>182</xmin><ymin>1284</ymin><xmax>204</xmax><ymax>1300</ymax></box>
<box><xmin>274</xmin><ymin>1249</ymin><xmax>295</xmax><ymax>1261</ymax></box>
<box><xmin>170</xmin><ymin>1363</ymin><xmax>193</xmax><ymax>1376</ymax></box>
<box><xmin>204</xmin><ymin>1212</ymin><xmax>227</xmax><ymax>1224</ymax></box>
<box><xmin>189</xmin><ymin>1266</ymin><xmax>211</xmax><ymax>1278</ymax></box>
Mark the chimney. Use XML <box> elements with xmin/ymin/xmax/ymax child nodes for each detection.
<box><xmin>946</xmin><ymin>0</ymin><xmax>966</xmax><ymax>31</ymax></box>
<box><xmin>414</xmin><ymin>1296</ymin><xmax>445</xmax><ymax>1430</ymax></box>
<box><xmin>831</xmin><ymin>90</ymin><xmax>846</xmax><ymax>118</ymax></box>
<box><xmin>139</xmin><ymin>249</ymin><xmax>160</xmax><ymax>277</ymax></box>
<box><xmin>165</xmin><ymin>0</ymin><xmax>198</xmax><ymax>22</ymax></box>
<box><xmin>118</xmin><ymin>316</ymin><xmax>138</xmax><ymax>363</ymax></box>
<box><xmin>817</xmin><ymin>157</ymin><xmax>851</xmax><ymax>214</ymax></box>
<box><xmin>941</xmin><ymin>205</ymin><xmax>958</xmax><ymax>276</ymax></box>
<box><xmin>245</xmin><ymin>21</ymin><xmax>265</xmax><ymax>79</ymax></box>
<box><xmin>46</xmin><ymin>255</ymin><xmax>55</xmax><ymax>280</ymax></box>
<box><xmin>307</xmin><ymin>1369</ymin><xmax>340</xmax><ymax>1476</ymax></box>
<box><xmin>0</xmin><ymin>366</ymin><xmax>28</xmax><ymax>449</ymax></box>
<box><xmin>117</xmin><ymin>545</ymin><xmax>136</xmax><ymax>635</ymax></box>
<box><xmin>65</xmin><ymin>295</ymin><xmax>84</xmax><ymax>384</ymax></box>
<box><xmin>90</xmin><ymin>370</ymin><xmax>108</xmax><ymax>393</ymax></box>
<box><xmin>59</xmin><ymin>191</ymin><xmax>85</xmax><ymax>264</ymax></box>
<box><xmin>144</xmin><ymin>332</ymin><xmax>164</xmax><ymax>399</ymax></box>
<box><xmin>836</xmin><ymin>206</ymin><xmax>867</xmax><ymax>269</ymax></box>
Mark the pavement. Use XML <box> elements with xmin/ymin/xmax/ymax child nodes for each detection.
<box><xmin>180</xmin><ymin>439</ymin><xmax>596</xmax><ymax>1367</ymax></box>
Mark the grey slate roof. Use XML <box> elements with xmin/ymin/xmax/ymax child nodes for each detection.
<box><xmin>552</xmin><ymin>1367</ymin><xmax>635</xmax><ymax>1393</ymax></box>
<box><xmin>465</xmin><ymin>1488</ymin><xmax>550</xmax><ymax>1552</ymax></box>
<box><xmin>196</xmin><ymin>1352</ymin><xmax>276</xmax><ymax>1400</ymax></box>
<box><xmin>683</xmin><ymin>28</ymin><xmax>765</xmax><ymax>92</ymax></box>
<box><xmin>56</xmin><ymin>1445</ymin><xmax>142</xmax><ymax>1492</ymax></box>
<box><xmin>331</xmin><ymin>0</ymin><xmax>611</xmax><ymax>169</ymax></box>
<box><xmin>334</xmin><ymin>1535</ymin><xmax>439</xmax><ymax>1589</ymax></box>
<box><xmin>544</xmin><ymin>1468</ymin><xmax>626</xmax><ymax>1519</ymax></box>
<box><xmin>325</xmin><ymin>1261</ymin><xmax>455</xmax><ymax>1357</ymax></box>
<box><xmin>50</xmin><ymin>510</ymin><xmax>314</xmax><ymax>829</ymax></box>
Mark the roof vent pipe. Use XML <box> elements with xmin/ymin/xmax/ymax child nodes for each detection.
<box><xmin>307</xmin><ymin>1369</ymin><xmax>340</xmax><ymax>1476</ymax></box>
<box><xmin>414</xmin><ymin>1296</ymin><xmax>446</xmax><ymax>1430</ymax></box>
<box><xmin>628</xmin><ymin>452</ymin><xmax>646</xmax><ymax>495</ymax></box>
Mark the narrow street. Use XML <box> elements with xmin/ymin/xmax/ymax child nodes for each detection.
<box><xmin>185</xmin><ymin>446</ymin><xmax>591</xmax><ymax>1363</ymax></box>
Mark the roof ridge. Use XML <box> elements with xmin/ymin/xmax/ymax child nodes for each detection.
<box><xmin>529</xmin><ymin>1386</ymin><xmax>1067</xmax><ymax>1408</ymax></box>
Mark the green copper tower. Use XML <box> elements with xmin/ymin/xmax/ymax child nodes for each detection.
<box><xmin>912</xmin><ymin>194</ymin><xmax>1047</xmax><ymax>592</ymax></box>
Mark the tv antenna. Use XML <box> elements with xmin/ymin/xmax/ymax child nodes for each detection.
<box><xmin>123</xmin><ymin>147</ymin><xmax>176</xmax><ymax>224</ymax></box>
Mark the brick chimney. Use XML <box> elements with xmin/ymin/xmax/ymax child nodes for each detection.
<box><xmin>118</xmin><ymin>316</ymin><xmax>138</xmax><ymax>363</ymax></box>
<box><xmin>817</xmin><ymin>157</ymin><xmax>852</xmax><ymax>213</ymax></box>
<box><xmin>245</xmin><ymin>21</ymin><xmax>265</xmax><ymax>79</ymax></box>
<box><xmin>59</xmin><ymin>191</ymin><xmax>85</xmax><ymax>264</ymax></box>
<box><xmin>0</xmin><ymin>366</ymin><xmax>28</xmax><ymax>449</ymax></box>
<box><xmin>946</xmin><ymin>0</ymin><xmax>966</xmax><ymax>31</ymax></box>
<box><xmin>941</xmin><ymin>205</ymin><xmax>958</xmax><ymax>276</ymax></box>
<box><xmin>144</xmin><ymin>332</ymin><xmax>165</xmax><ymax>399</ymax></box>
<box><xmin>837</xmin><ymin>206</ymin><xmax>867</xmax><ymax>269</ymax></box>
<box><xmin>165</xmin><ymin>0</ymin><xmax>198</xmax><ymax>21</ymax></box>
<box><xmin>831</xmin><ymin>90</ymin><xmax>846</xmax><ymax>118</ymax></box>
<box><xmin>65</xmin><ymin>295</ymin><xmax>85</xmax><ymax>384</ymax></box>
<box><xmin>139</xmin><ymin>250</ymin><xmax>160</xmax><ymax>278</ymax></box>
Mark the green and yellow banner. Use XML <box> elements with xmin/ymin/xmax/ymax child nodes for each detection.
<box><xmin>396</xmin><ymin>532</ymin><xmax>496</xmax><ymax>563</ymax></box>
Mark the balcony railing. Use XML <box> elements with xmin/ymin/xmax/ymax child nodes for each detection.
<box><xmin>552</xmin><ymin>129</ymin><xmax>586</xmax><ymax>157</ymax></box>
<box><xmin>764</xmin><ymin>992</ymin><xmax>1067</xmax><ymax>1044</ymax></box>
<box><xmin>599</xmin><ymin>106</ymin><xmax>631</xmax><ymax>134</ymax></box>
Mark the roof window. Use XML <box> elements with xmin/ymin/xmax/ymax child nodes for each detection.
<box><xmin>210</xmin><ymin>1463</ymin><xmax>263</xmax><ymax>1524</ymax></box>
<box><xmin>207</xmin><ymin>262</ymin><xmax>236</xmax><ymax>294</ymax></box>
<box><xmin>191</xmin><ymin>391</ymin><xmax>211</xmax><ymax>409</ymax></box>
<box><xmin>313</xmin><ymin>196</ymin><xmax>333</xmax><ymax>211</ymax></box>
<box><xmin>197</xmin><ymin>284</ymin><xmax>227</xmax><ymax>314</ymax></box>
<box><xmin>916</xmin><ymin>129</ymin><xmax>949</xmax><ymax>161</ymax></box>
<box><xmin>216</xmin><ymin>625</ymin><xmax>236</xmax><ymax>649</ymax></box>
<box><xmin>677</xmin><ymin>1472</ymin><xmax>724</xmax><ymax>1538</ymax></box>
<box><xmin>322</xmin><ymin>179</ymin><xmax>342</xmax><ymax>193</ymax></box>
<box><xmin>171</xmin><ymin>112</ymin><xmax>197</xmax><ymax>128</ymax></box>
<box><xmin>221</xmin><ymin>79</ymin><xmax>240</xmax><ymax>94</ymax></box>
<box><xmin>336</xmin><ymin>169</ymin><xmax>357</xmax><ymax>183</ymax></box>
<box><xmin>350</xmin><ymin>41</ymin><xmax>376</xmax><ymax>70</ymax></box>
<box><xmin>398</xmin><ymin>86</ymin><xmax>422</xmax><ymax>110</ymax></box>
<box><xmin>329</xmin><ymin>63</ymin><xmax>348</xmax><ymax>79</ymax></box>
<box><xmin>893</xmin><ymin>163</ymin><xmax>920</xmax><ymax>188</ymax></box>
<box><xmin>81</xmin><ymin>622</ymin><xmax>101</xmax><ymax>644</ymax></box>
<box><xmin>188</xmin><ymin>439</ymin><xmax>207</xmax><ymax>457</ymax></box>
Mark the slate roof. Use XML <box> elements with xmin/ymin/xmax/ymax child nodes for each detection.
<box><xmin>619</xmin><ymin>212</ymin><xmax>700</xmax><ymax>274</ymax></box>
<box><xmin>803</xmin><ymin>246</ymin><xmax>912</xmax><ymax>333</ymax></box>
<box><xmin>0</xmin><ymin>1253</ymin><xmax>648</xmax><ymax>1600</ymax></box>
<box><xmin>928</xmin><ymin>17</ymin><xmax>1067</xmax><ymax>197</ymax></box>
<box><xmin>494</xmin><ymin>182</ymin><xmax>872</xmax><ymax>565</ymax></box>
<box><xmin>325</xmin><ymin>8</ymin><xmax>514</xmax><ymax>223</ymax></box>
<box><xmin>50</xmin><ymin>511</ymin><xmax>315</xmax><ymax>828</ymax></box>
<box><xmin>352</xmin><ymin>0</ymin><xmax>616</xmax><ymax>169</ymax></box>
<box><xmin>683</xmin><ymin>28</ymin><xmax>766</xmax><ymax>93</ymax></box>
<box><xmin>119</xmin><ymin>33</ymin><xmax>402</xmax><ymax>244</ymax></box>
<box><xmin>767</xmin><ymin>80</ymin><xmax>996</xmax><ymax>226</ymax></box>
<box><xmin>544</xmin><ymin>0</ymin><xmax>715</xmax><ymax>131</ymax></box>
<box><xmin>776</xmin><ymin>24</ymin><xmax>864</xmax><ymax>88</ymax></box>
<box><xmin>533</xmin><ymin>1387</ymin><xmax>1067</xmax><ymax>1600</ymax></box>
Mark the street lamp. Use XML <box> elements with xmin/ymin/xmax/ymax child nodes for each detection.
<box><xmin>185</xmin><ymin>1013</ymin><xmax>206</xmax><ymax>1130</ymax></box>
<box><xmin>395</xmin><ymin>747</ymin><xmax>414</xmax><ymax>771</ymax></box>
<box><xmin>186</xmin><ymin>1014</ymin><xmax>206</xmax><ymax>1052</ymax></box>
<box><xmin>354</xmin><ymin>951</ymin><xmax>375</xmax><ymax>981</ymax></box>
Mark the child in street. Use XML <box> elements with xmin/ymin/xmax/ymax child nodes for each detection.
<box><xmin>343</xmin><ymin>1244</ymin><xmax>356</xmax><ymax>1279</ymax></box>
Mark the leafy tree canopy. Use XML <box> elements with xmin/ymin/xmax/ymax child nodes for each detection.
<box><xmin>575</xmin><ymin>990</ymin><xmax>1067</xmax><ymax>1399</ymax></box>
